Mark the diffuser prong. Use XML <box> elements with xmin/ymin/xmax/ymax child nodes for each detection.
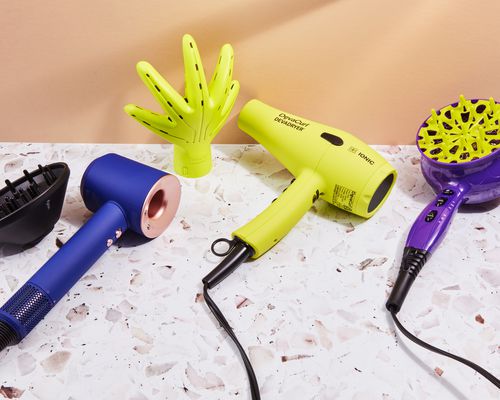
<box><xmin>5</xmin><ymin>180</ymin><xmax>16</xmax><ymax>194</ymax></box>
<box><xmin>459</xmin><ymin>94</ymin><xmax>468</xmax><ymax>111</ymax></box>
<box><xmin>488</xmin><ymin>97</ymin><xmax>496</xmax><ymax>114</ymax></box>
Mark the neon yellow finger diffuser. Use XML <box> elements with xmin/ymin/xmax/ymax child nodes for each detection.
<box><xmin>124</xmin><ymin>34</ymin><xmax>239</xmax><ymax>178</ymax></box>
<box><xmin>233</xmin><ymin>100</ymin><xmax>398</xmax><ymax>258</ymax></box>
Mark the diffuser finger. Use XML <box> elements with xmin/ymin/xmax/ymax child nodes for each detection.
<box><xmin>209</xmin><ymin>44</ymin><xmax>234</xmax><ymax>105</ymax></box>
<box><xmin>124</xmin><ymin>105</ymin><xmax>189</xmax><ymax>144</ymax></box>
<box><xmin>124</xmin><ymin>104</ymin><xmax>177</xmax><ymax>130</ymax></box>
<box><xmin>139</xmin><ymin>120</ymin><xmax>188</xmax><ymax>144</ymax></box>
<box><xmin>206</xmin><ymin>80</ymin><xmax>239</xmax><ymax>140</ymax></box>
<box><xmin>149</xmin><ymin>124</ymin><xmax>190</xmax><ymax>144</ymax></box>
<box><xmin>182</xmin><ymin>34</ymin><xmax>209</xmax><ymax>106</ymax></box>
<box><xmin>136</xmin><ymin>61</ymin><xmax>190</xmax><ymax>116</ymax></box>
<box><xmin>220</xmin><ymin>80</ymin><xmax>240</xmax><ymax>117</ymax></box>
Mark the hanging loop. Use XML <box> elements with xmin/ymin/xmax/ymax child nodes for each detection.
<box><xmin>211</xmin><ymin>237</ymin><xmax>237</xmax><ymax>257</ymax></box>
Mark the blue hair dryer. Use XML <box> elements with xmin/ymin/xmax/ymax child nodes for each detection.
<box><xmin>0</xmin><ymin>154</ymin><xmax>181</xmax><ymax>350</ymax></box>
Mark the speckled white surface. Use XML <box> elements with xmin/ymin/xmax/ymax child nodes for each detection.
<box><xmin>0</xmin><ymin>143</ymin><xmax>498</xmax><ymax>400</ymax></box>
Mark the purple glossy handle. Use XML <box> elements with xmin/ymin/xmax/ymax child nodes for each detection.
<box><xmin>406</xmin><ymin>184</ymin><xmax>469</xmax><ymax>254</ymax></box>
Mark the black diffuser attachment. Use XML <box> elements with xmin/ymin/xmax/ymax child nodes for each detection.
<box><xmin>0</xmin><ymin>163</ymin><xmax>70</xmax><ymax>247</ymax></box>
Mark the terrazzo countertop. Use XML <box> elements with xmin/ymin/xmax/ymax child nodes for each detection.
<box><xmin>0</xmin><ymin>143</ymin><xmax>498</xmax><ymax>400</ymax></box>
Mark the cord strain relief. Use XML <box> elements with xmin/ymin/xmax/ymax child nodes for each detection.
<box><xmin>401</xmin><ymin>247</ymin><xmax>429</xmax><ymax>278</ymax></box>
<box><xmin>202</xmin><ymin>239</ymin><xmax>254</xmax><ymax>289</ymax></box>
<box><xmin>386</xmin><ymin>247</ymin><xmax>429</xmax><ymax>314</ymax></box>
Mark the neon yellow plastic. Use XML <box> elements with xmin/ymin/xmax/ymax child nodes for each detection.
<box><xmin>124</xmin><ymin>34</ymin><xmax>239</xmax><ymax>178</ymax></box>
<box><xmin>233</xmin><ymin>100</ymin><xmax>397</xmax><ymax>258</ymax></box>
<box><xmin>418</xmin><ymin>95</ymin><xmax>500</xmax><ymax>163</ymax></box>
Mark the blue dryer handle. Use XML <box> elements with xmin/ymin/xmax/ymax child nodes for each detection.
<box><xmin>0</xmin><ymin>201</ymin><xmax>127</xmax><ymax>340</ymax></box>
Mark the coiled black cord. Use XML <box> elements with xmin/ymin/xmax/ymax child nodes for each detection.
<box><xmin>203</xmin><ymin>284</ymin><xmax>261</xmax><ymax>400</ymax></box>
<box><xmin>391</xmin><ymin>312</ymin><xmax>500</xmax><ymax>389</ymax></box>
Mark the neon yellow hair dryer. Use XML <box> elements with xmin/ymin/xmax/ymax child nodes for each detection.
<box><xmin>202</xmin><ymin>100</ymin><xmax>397</xmax><ymax>399</ymax></box>
<box><xmin>234</xmin><ymin>99</ymin><xmax>397</xmax><ymax>257</ymax></box>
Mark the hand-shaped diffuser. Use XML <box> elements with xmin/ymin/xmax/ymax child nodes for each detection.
<box><xmin>125</xmin><ymin>34</ymin><xmax>239</xmax><ymax>178</ymax></box>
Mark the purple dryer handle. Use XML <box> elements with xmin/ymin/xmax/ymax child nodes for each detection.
<box><xmin>387</xmin><ymin>183</ymin><xmax>469</xmax><ymax>313</ymax></box>
<box><xmin>406</xmin><ymin>183</ymin><xmax>469</xmax><ymax>253</ymax></box>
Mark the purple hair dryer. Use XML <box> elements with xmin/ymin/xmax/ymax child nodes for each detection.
<box><xmin>387</xmin><ymin>97</ymin><xmax>500</xmax><ymax>312</ymax></box>
<box><xmin>0</xmin><ymin>154</ymin><xmax>181</xmax><ymax>351</ymax></box>
<box><xmin>386</xmin><ymin>96</ymin><xmax>500</xmax><ymax>388</ymax></box>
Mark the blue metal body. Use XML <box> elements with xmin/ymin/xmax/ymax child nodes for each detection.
<box><xmin>0</xmin><ymin>201</ymin><xmax>127</xmax><ymax>339</ymax></box>
<box><xmin>81</xmin><ymin>153</ymin><xmax>167</xmax><ymax>235</ymax></box>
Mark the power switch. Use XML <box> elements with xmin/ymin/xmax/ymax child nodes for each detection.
<box><xmin>436</xmin><ymin>197</ymin><xmax>447</xmax><ymax>207</ymax></box>
<box><xmin>425</xmin><ymin>210</ymin><xmax>437</xmax><ymax>222</ymax></box>
<box><xmin>320</xmin><ymin>132</ymin><xmax>344</xmax><ymax>146</ymax></box>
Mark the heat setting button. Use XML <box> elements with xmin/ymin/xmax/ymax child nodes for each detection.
<box><xmin>436</xmin><ymin>197</ymin><xmax>447</xmax><ymax>207</ymax></box>
<box><xmin>425</xmin><ymin>210</ymin><xmax>437</xmax><ymax>222</ymax></box>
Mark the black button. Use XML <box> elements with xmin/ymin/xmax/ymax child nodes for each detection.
<box><xmin>442</xmin><ymin>189</ymin><xmax>454</xmax><ymax>195</ymax></box>
<box><xmin>425</xmin><ymin>210</ymin><xmax>437</xmax><ymax>222</ymax></box>
<box><xmin>321</xmin><ymin>132</ymin><xmax>344</xmax><ymax>146</ymax></box>
<box><xmin>436</xmin><ymin>197</ymin><xmax>447</xmax><ymax>206</ymax></box>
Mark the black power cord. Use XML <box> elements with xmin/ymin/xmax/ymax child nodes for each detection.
<box><xmin>203</xmin><ymin>285</ymin><xmax>261</xmax><ymax>400</ymax></box>
<box><xmin>387</xmin><ymin>247</ymin><xmax>500</xmax><ymax>389</ymax></box>
<box><xmin>202</xmin><ymin>238</ymin><xmax>261</xmax><ymax>399</ymax></box>
<box><xmin>204</xmin><ymin>239</ymin><xmax>499</xmax><ymax>396</ymax></box>
<box><xmin>391</xmin><ymin>312</ymin><xmax>500</xmax><ymax>389</ymax></box>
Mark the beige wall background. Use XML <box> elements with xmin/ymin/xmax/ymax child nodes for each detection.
<box><xmin>1</xmin><ymin>0</ymin><xmax>500</xmax><ymax>144</ymax></box>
